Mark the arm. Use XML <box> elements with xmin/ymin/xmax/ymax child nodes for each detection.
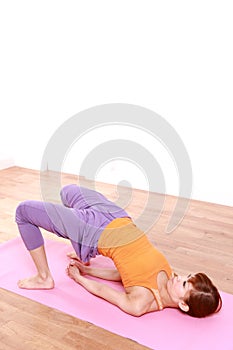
<box><xmin>66</xmin><ymin>263</ymin><xmax>144</xmax><ymax>316</ymax></box>
<box><xmin>71</xmin><ymin>260</ymin><xmax>122</xmax><ymax>282</ymax></box>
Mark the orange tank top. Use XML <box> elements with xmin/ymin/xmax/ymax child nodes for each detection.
<box><xmin>98</xmin><ymin>218</ymin><xmax>173</xmax><ymax>310</ymax></box>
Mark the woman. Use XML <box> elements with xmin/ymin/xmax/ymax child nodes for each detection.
<box><xmin>15</xmin><ymin>184</ymin><xmax>222</xmax><ymax>318</ymax></box>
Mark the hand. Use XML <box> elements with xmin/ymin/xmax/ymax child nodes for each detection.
<box><xmin>66</xmin><ymin>260</ymin><xmax>82</xmax><ymax>282</ymax></box>
<box><xmin>69</xmin><ymin>259</ymin><xmax>88</xmax><ymax>275</ymax></box>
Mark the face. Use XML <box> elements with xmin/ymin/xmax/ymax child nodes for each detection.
<box><xmin>167</xmin><ymin>274</ymin><xmax>194</xmax><ymax>309</ymax></box>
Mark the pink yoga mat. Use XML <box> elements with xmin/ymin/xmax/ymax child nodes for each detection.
<box><xmin>0</xmin><ymin>237</ymin><xmax>232</xmax><ymax>350</ymax></box>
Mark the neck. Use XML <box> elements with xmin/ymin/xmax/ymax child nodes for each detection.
<box><xmin>158</xmin><ymin>280</ymin><xmax>178</xmax><ymax>309</ymax></box>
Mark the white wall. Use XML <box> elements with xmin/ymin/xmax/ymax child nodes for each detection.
<box><xmin>0</xmin><ymin>1</ymin><xmax>232</xmax><ymax>206</ymax></box>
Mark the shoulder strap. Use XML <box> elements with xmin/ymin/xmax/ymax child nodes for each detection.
<box><xmin>151</xmin><ymin>288</ymin><xmax>163</xmax><ymax>310</ymax></box>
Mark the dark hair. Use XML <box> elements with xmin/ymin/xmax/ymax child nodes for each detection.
<box><xmin>183</xmin><ymin>273</ymin><xmax>222</xmax><ymax>318</ymax></box>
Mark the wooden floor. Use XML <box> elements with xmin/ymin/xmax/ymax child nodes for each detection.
<box><xmin>0</xmin><ymin>166</ymin><xmax>233</xmax><ymax>349</ymax></box>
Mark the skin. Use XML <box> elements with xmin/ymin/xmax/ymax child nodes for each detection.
<box><xmin>18</xmin><ymin>247</ymin><xmax>193</xmax><ymax>316</ymax></box>
<box><xmin>18</xmin><ymin>246</ymin><xmax>54</xmax><ymax>289</ymax></box>
<box><xmin>66</xmin><ymin>258</ymin><xmax>193</xmax><ymax>316</ymax></box>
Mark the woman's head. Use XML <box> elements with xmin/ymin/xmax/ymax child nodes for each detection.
<box><xmin>167</xmin><ymin>272</ymin><xmax>222</xmax><ymax>317</ymax></box>
<box><xmin>182</xmin><ymin>272</ymin><xmax>222</xmax><ymax>318</ymax></box>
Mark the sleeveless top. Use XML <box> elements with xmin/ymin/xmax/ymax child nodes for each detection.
<box><xmin>98</xmin><ymin>217</ymin><xmax>173</xmax><ymax>310</ymax></box>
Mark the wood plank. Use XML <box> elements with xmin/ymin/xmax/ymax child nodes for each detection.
<box><xmin>0</xmin><ymin>166</ymin><xmax>233</xmax><ymax>349</ymax></box>
<box><xmin>0</xmin><ymin>288</ymin><xmax>149</xmax><ymax>350</ymax></box>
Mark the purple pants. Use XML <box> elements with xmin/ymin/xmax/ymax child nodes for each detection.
<box><xmin>15</xmin><ymin>185</ymin><xmax>129</xmax><ymax>263</ymax></box>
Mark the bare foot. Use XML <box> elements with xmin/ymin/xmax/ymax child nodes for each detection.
<box><xmin>18</xmin><ymin>274</ymin><xmax>55</xmax><ymax>290</ymax></box>
<box><xmin>66</xmin><ymin>251</ymin><xmax>90</xmax><ymax>266</ymax></box>
<box><xmin>67</xmin><ymin>251</ymin><xmax>79</xmax><ymax>260</ymax></box>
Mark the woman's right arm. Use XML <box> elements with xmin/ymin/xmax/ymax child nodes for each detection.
<box><xmin>71</xmin><ymin>260</ymin><xmax>122</xmax><ymax>281</ymax></box>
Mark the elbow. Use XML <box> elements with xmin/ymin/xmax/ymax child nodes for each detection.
<box><xmin>129</xmin><ymin>306</ymin><xmax>145</xmax><ymax>317</ymax></box>
<box><xmin>130</xmin><ymin>310</ymin><xmax>144</xmax><ymax>317</ymax></box>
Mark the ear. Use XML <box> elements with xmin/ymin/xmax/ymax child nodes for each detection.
<box><xmin>178</xmin><ymin>300</ymin><xmax>189</xmax><ymax>313</ymax></box>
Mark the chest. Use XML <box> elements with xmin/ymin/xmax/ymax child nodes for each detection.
<box><xmin>125</xmin><ymin>270</ymin><xmax>170</xmax><ymax>312</ymax></box>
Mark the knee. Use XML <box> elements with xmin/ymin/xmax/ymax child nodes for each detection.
<box><xmin>60</xmin><ymin>184</ymin><xmax>71</xmax><ymax>198</ymax></box>
<box><xmin>15</xmin><ymin>201</ymin><xmax>28</xmax><ymax>224</ymax></box>
<box><xmin>60</xmin><ymin>184</ymin><xmax>77</xmax><ymax>203</ymax></box>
